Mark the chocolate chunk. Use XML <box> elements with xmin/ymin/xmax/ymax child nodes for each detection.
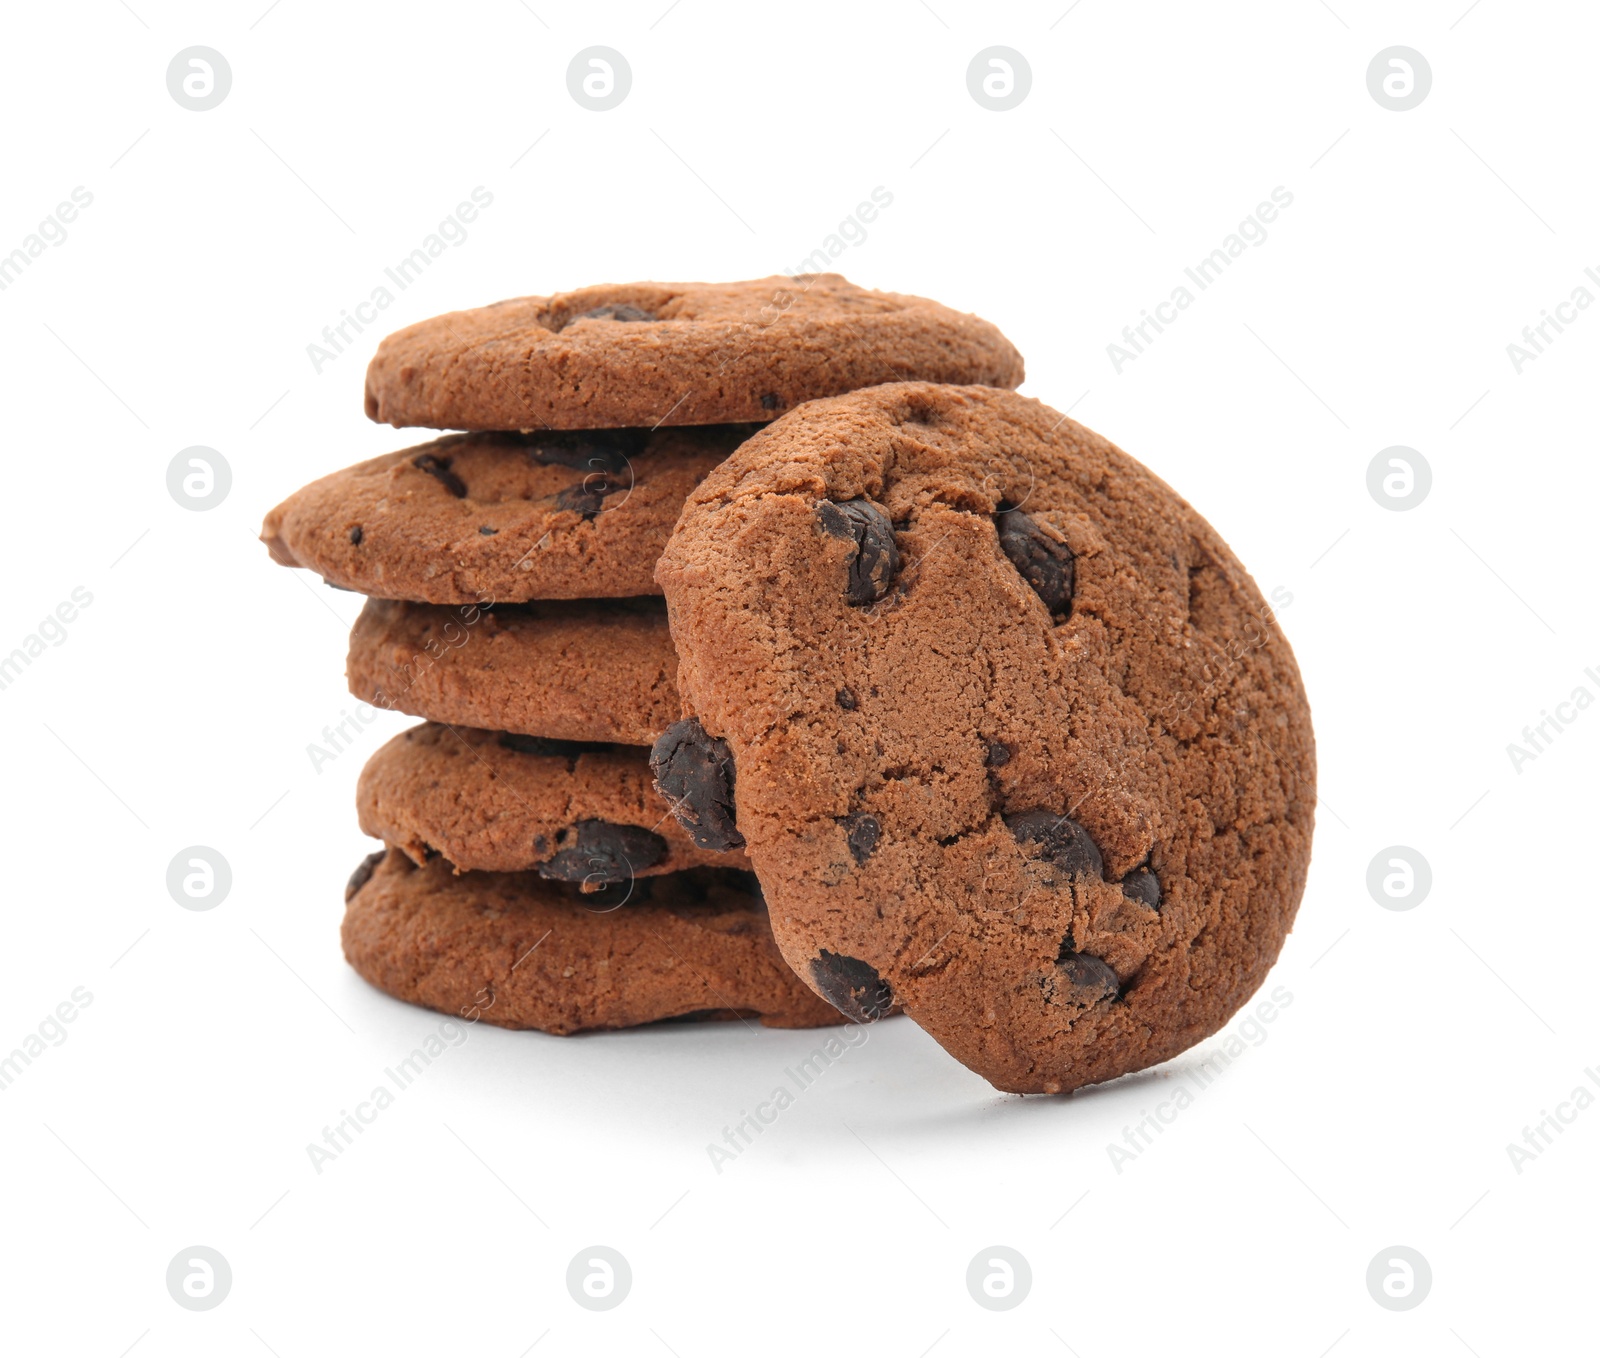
<box><xmin>412</xmin><ymin>452</ymin><xmax>468</xmax><ymax>498</ymax></box>
<box><xmin>1057</xmin><ymin>950</ymin><xmax>1120</xmax><ymax>1001</ymax></box>
<box><xmin>522</xmin><ymin>429</ymin><xmax>644</xmax><ymax>476</ymax></box>
<box><xmin>348</xmin><ymin>526</ymin><xmax>363</xmax><ymax>545</ymax></box>
<box><xmin>345</xmin><ymin>849</ymin><xmax>386</xmax><ymax>902</ymax></box>
<box><xmin>840</xmin><ymin>812</ymin><xmax>880</xmax><ymax>866</ymax></box>
<box><xmin>478</xmin><ymin>525</ymin><xmax>498</xmax><ymax>536</ymax></box>
<box><xmin>582</xmin><ymin>303</ymin><xmax>656</xmax><ymax>323</ymax></box>
<box><xmin>539</xmin><ymin>820</ymin><xmax>668</xmax><ymax>885</ymax></box>
<box><xmin>760</xmin><ymin>392</ymin><xmax>780</xmax><ymax>411</ymax></box>
<box><xmin>984</xmin><ymin>740</ymin><xmax>1011</xmax><ymax>767</ymax></box>
<box><xmin>553</xmin><ymin>476</ymin><xmax>623</xmax><ymax>517</ymax></box>
<box><xmin>1121</xmin><ymin>868</ymin><xmax>1162</xmax><ymax>911</ymax></box>
<box><xmin>1005</xmin><ymin>810</ymin><xmax>1104</xmax><ymax>878</ymax></box>
<box><xmin>836</xmin><ymin>687</ymin><xmax>859</xmax><ymax>711</ymax></box>
<box><xmin>650</xmin><ymin>718</ymin><xmax>745</xmax><ymax>851</ymax></box>
<box><xmin>810</xmin><ymin>951</ymin><xmax>893</xmax><ymax>1023</ymax></box>
<box><xmin>497</xmin><ymin>733</ymin><xmax>612</xmax><ymax>759</ymax></box>
<box><xmin>816</xmin><ymin>499</ymin><xmax>899</xmax><ymax>605</ymax></box>
<box><xmin>996</xmin><ymin>508</ymin><xmax>1074</xmax><ymax>614</ymax></box>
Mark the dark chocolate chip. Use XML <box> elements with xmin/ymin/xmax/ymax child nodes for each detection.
<box><xmin>538</xmin><ymin>819</ymin><xmax>668</xmax><ymax>885</ymax></box>
<box><xmin>1121</xmin><ymin>868</ymin><xmax>1162</xmax><ymax>911</ymax></box>
<box><xmin>348</xmin><ymin>526</ymin><xmax>363</xmax><ymax>545</ymax></box>
<box><xmin>553</xmin><ymin>476</ymin><xmax>623</xmax><ymax>517</ymax></box>
<box><xmin>836</xmin><ymin>687</ymin><xmax>859</xmax><ymax>711</ymax></box>
<box><xmin>809</xmin><ymin>951</ymin><xmax>893</xmax><ymax>1023</ymax></box>
<box><xmin>413</xmin><ymin>452</ymin><xmax>468</xmax><ymax>498</ymax></box>
<box><xmin>996</xmin><ymin>508</ymin><xmax>1074</xmax><ymax>614</ymax></box>
<box><xmin>840</xmin><ymin>812</ymin><xmax>880</xmax><ymax>866</ymax></box>
<box><xmin>816</xmin><ymin>499</ymin><xmax>899</xmax><ymax>605</ymax></box>
<box><xmin>1004</xmin><ymin>810</ymin><xmax>1104</xmax><ymax>879</ymax></box>
<box><xmin>478</xmin><ymin>526</ymin><xmax>498</xmax><ymax>536</ymax></box>
<box><xmin>760</xmin><ymin>392</ymin><xmax>780</xmax><ymax>411</ymax></box>
<box><xmin>582</xmin><ymin>303</ymin><xmax>656</xmax><ymax>323</ymax></box>
<box><xmin>650</xmin><ymin>718</ymin><xmax>745</xmax><ymax>851</ymax></box>
<box><xmin>497</xmin><ymin>732</ymin><xmax>612</xmax><ymax>759</ymax></box>
<box><xmin>345</xmin><ymin>849</ymin><xmax>386</xmax><ymax>902</ymax></box>
<box><xmin>984</xmin><ymin>740</ymin><xmax>1012</xmax><ymax>767</ymax></box>
<box><xmin>522</xmin><ymin>429</ymin><xmax>644</xmax><ymax>476</ymax></box>
<box><xmin>1057</xmin><ymin>950</ymin><xmax>1120</xmax><ymax>1000</ymax></box>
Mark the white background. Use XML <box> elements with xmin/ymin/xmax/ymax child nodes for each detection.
<box><xmin>1</xmin><ymin>1</ymin><xmax>1594</xmax><ymax>1354</ymax></box>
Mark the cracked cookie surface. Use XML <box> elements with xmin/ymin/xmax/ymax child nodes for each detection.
<box><xmin>655</xmin><ymin>382</ymin><xmax>1315</xmax><ymax>1094</ymax></box>
<box><xmin>363</xmin><ymin>274</ymin><xmax>1025</xmax><ymax>432</ymax></box>
<box><xmin>263</xmin><ymin>425</ymin><xmax>754</xmax><ymax>602</ymax></box>
<box><xmin>342</xmin><ymin>849</ymin><xmax>844</xmax><ymax>1033</ymax></box>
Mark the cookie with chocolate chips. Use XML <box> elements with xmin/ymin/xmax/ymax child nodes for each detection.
<box><xmin>347</xmin><ymin>596</ymin><xmax>680</xmax><ymax>746</ymax></box>
<box><xmin>654</xmin><ymin>382</ymin><xmax>1315</xmax><ymax>1094</ymax></box>
<box><xmin>363</xmin><ymin>274</ymin><xmax>1025</xmax><ymax>432</ymax></box>
<box><xmin>262</xmin><ymin>425</ymin><xmax>755</xmax><ymax>602</ymax></box>
<box><xmin>342</xmin><ymin>849</ymin><xmax>844</xmax><ymax>1033</ymax></box>
<box><xmin>358</xmin><ymin>722</ymin><xmax>750</xmax><ymax>882</ymax></box>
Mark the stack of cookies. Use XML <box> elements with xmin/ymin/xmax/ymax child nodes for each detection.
<box><xmin>265</xmin><ymin>276</ymin><xmax>1317</xmax><ymax>1095</ymax></box>
<box><xmin>261</xmin><ymin>276</ymin><xmax>1028</xmax><ymax>1039</ymax></box>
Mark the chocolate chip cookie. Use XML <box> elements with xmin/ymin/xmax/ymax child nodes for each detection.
<box><xmin>358</xmin><ymin>722</ymin><xmax>750</xmax><ymax>881</ymax></box>
<box><xmin>347</xmin><ymin>596</ymin><xmax>679</xmax><ymax>746</ymax></box>
<box><xmin>263</xmin><ymin>425</ymin><xmax>754</xmax><ymax>602</ymax></box>
<box><xmin>342</xmin><ymin>848</ymin><xmax>843</xmax><ymax>1032</ymax></box>
<box><xmin>654</xmin><ymin>382</ymin><xmax>1315</xmax><ymax>1094</ymax></box>
<box><xmin>364</xmin><ymin>275</ymin><xmax>1025</xmax><ymax>432</ymax></box>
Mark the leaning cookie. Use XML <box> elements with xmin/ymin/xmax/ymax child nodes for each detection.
<box><xmin>341</xmin><ymin>849</ymin><xmax>845</xmax><ymax>1032</ymax></box>
<box><xmin>364</xmin><ymin>274</ymin><xmax>1025</xmax><ymax>432</ymax></box>
<box><xmin>653</xmin><ymin>382</ymin><xmax>1315</xmax><ymax>1094</ymax></box>
<box><xmin>347</xmin><ymin>597</ymin><xmax>680</xmax><ymax>746</ymax></box>
<box><xmin>357</xmin><ymin>722</ymin><xmax>750</xmax><ymax>881</ymax></box>
<box><xmin>263</xmin><ymin>425</ymin><xmax>753</xmax><ymax>602</ymax></box>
